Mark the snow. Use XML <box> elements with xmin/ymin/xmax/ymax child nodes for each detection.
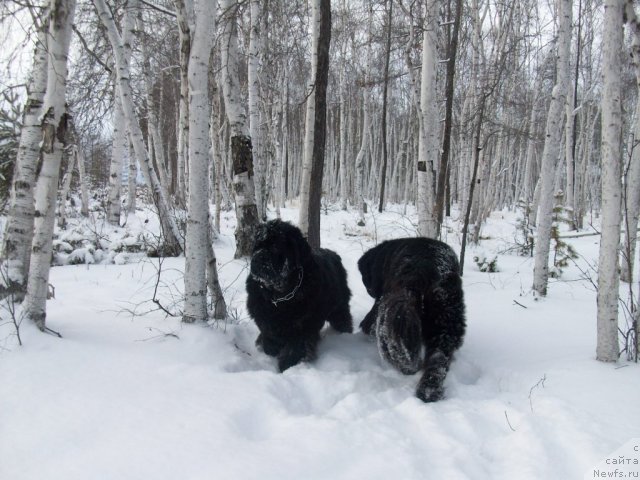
<box><xmin>1</xmin><ymin>205</ymin><xmax>639</xmax><ymax>480</ymax></box>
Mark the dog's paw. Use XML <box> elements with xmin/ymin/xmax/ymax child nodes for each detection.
<box><xmin>416</xmin><ymin>383</ymin><xmax>445</xmax><ymax>403</ymax></box>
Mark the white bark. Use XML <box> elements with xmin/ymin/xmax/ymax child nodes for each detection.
<box><xmin>1</xmin><ymin>8</ymin><xmax>49</xmax><ymax>299</ymax></box>
<box><xmin>249</xmin><ymin>0</ymin><xmax>266</xmax><ymax>220</ymax></box>
<box><xmin>107</xmin><ymin>91</ymin><xmax>125</xmax><ymax>225</ymax></box>
<box><xmin>597</xmin><ymin>0</ymin><xmax>624</xmax><ymax>362</ymax></box>
<box><xmin>58</xmin><ymin>146</ymin><xmax>76</xmax><ymax>229</ymax></box>
<box><xmin>94</xmin><ymin>0</ymin><xmax>182</xmax><ymax>253</ymax></box>
<box><xmin>417</xmin><ymin>0</ymin><xmax>440</xmax><ymax>238</ymax></box>
<box><xmin>126</xmin><ymin>143</ymin><xmax>137</xmax><ymax>214</ymax></box>
<box><xmin>77</xmin><ymin>146</ymin><xmax>89</xmax><ymax>216</ymax></box>
<box><xmin>23</xmin><ymin>0</ymin><xmax>76</xmax><ymax>330</ymax></box>
<box><xmin>298</xmin><ymin>0</ymin><xmax>321</xmax><ymax>236</ymax></box>
<box><xmin>106</xmin><ymin>0</ymin><xmax>136</xmax><ymax>225</ymax></box>
<box><xmin>621</xmin><ymin>2</ymin><xmax>640</xmax><ymax>283</ymax></box>
<box><xmin>183</xmin><ymin>0</ymin><xmax>217</xmax><ymax>323</ymax></box>
<box><xmin>220</xmin><ymin>0</ymin><xmax>259</xmax><ymax>258</ymax></box>
<box><xmin>354</xmin><ymin>89</ymin><xmax>370</xmax><ymax>226</ymax></box>
<box><xmin>532</xmin><ymin>0</ymin><xmax>572</xmax><ymax>296</ymax></box>
<box><xmin>174</xmin><ymin>0</ymin><xmax>193</xmax><ymax>207</ymax></box>
<box><xmin>339</xmin><ymin>67</ymin><xmax>348</xmax><ymax>211</ymax></box>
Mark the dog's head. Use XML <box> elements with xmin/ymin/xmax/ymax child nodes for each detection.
<box><xmin>249</xmin><ymin>220</ymin><xmax>311</xmax><ymax>293</ymax></box>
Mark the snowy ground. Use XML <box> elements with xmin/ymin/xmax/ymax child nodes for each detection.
<box><xmin>1</xmin><ymin>205</ymin><xmax>639</xmax><ymax>480</ymax></box>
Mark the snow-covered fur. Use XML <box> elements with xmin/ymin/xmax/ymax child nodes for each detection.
<box><xmin>246</xmin><ymin>220</ymin><xmax>353</xmax><ymax>371</ymax></box>
<box><xmin>358</xmin><ymin>238</ymin><xmax>466</xmax><ymax>402</ymax></box>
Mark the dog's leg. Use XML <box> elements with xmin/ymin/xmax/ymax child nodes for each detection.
<box><xmin>327</xmin><ymin>304</ymin><xmax>353</xmax><ymax>333</ymax></box>
<box><xmin>256</xmin><ymin>333</ymin><xmax>284</xmax><ymax>357</ymax></box>
<box><xmin>415</xmin><ymin>274</ymin><xmax>466</xmax><ymax>402</ymax></box>
<box><xmin>359</xmin><ymin>299</ymin><xmax>379</xmax><ymax>335</ymax></box>
<box><xmin>415</xmin><ymin>349</ymin><xmax>451</xmax><ymax>402</ymax></box>
<box><xmin>277</xmin><ymin>333</ymin><xmax>320</xmax><ymax>372</ymax></box>
<box><xmin>376</xmin><ymin>296</ymin><xmax>422</xmax><ymax>375</ymax></box>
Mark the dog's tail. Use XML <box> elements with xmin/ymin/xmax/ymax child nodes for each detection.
<box><xmin>376</xmin><ymin>290</ymin><xmax>423</xmax><ymax>375</ymax></box>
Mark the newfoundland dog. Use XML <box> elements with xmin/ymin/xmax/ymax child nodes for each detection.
<box><xmin>358</xmin><ymin>238</ymin><xmax>466</xmax><ymax>402</ymax></box>
<box><xmin>246</xmin><ymin>220</ymin><xmax>353</xmax><ymax>371</ymax></box>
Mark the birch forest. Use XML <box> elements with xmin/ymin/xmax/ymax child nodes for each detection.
<box><xmin>0</xmin><ymin>0</ymin><xmax>639</xmax><ymax>362</ymax></box>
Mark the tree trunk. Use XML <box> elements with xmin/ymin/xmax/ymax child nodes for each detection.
<box><xmin>126</xmin><ymin>143</ymin><xmax>137</xmax><ymax>215</ymax></box>
<box><xmin>596</xmin><ymin>0</ymin><xmax>624</xmax><ymax>362</ymax></box>
<box><xmin>23</xmin><ymin>0</ymin><xmax>76</xmax><ymax>330</ymax></box>
<box><xmin>378</xmin><ymin>0</ymin><xmax>392</xmax><ymax>213</ymax></box>
<box><xmin>106</xmin><ymin>0</ymin><xmax>136</xmax><ymax>226</ymax></box>
<box><xmin>298</xmin><ymin>0</ymin><xmax>321</xmax><ymax>236</ymax></box>
<box><xmin>417</xmin><ymin>0</ymin><xmax>440</xmax><ymax>238</ymax></box>
<box><xmin>621</xmin><ymin>2</ymin><xmax>640</xmax><ymax>284</ymax></box>
<box><xmin>183</xmin><ymin>0</ymin><xmax>217</xmax><ymax>324</ymax></box>
<box><xmin>1</xmin><ymin>8</ymin><xmax>49</xmax><ymax>301</ymax></box>
<box><xmin>532</xmin><ymin>0</ymin><xmax>572</xmax><ymax>296</ymax></box>
<box><xmin>174</xmin><ymin>0</ymin><xmax>192</xmax><ymax>208</ymax></box>
<box><xmin>305</xmin><ymin>0</ymin><xmax>332</xmax><ymax>251</ymax></box>
<box><xmin>220</xmin><ymin>0</ymin><xmax>260</xmax><ymax>258</ymax></box>
<box><xmin>58</xmin><ymin>145</ymin><xmax>76</xmax><ymax>229</ymax></box>
<box><xmin>249</xmin><ymin>0</ymin><xmax>267</xmax><ymax>221</ymax></box>
<box><xmin>435</xmin><ymin>0</ymin><xmax>463</xmax><ymax>229</ymax></box>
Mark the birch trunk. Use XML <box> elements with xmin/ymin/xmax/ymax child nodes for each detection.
<box><xmin>220</xmin><ymin>0</ymin><xmax>259</xmax><ymax>258</ymax></box>
<box><xmin>174</xmin><ymin>0</ymin><xmax>192</xmax><ymax>207</ymax></box>
<box><xmin>94</xmin><ymin>0</ymin><xmax>182</xmax><ymax>254</ymax></box>
<box><xmin>378</xmin><ymin>0</ymin><xmax>392</xmax><ymax>213</ymax></box>
<box><xmin>23</xmin><ymin>0</ymin><xmax>76</xmax><ymax>330</ymax></box>
<box><xmin>77</xmin><ymin>146</ymin><xmax>89</xmax><ymax>216</ymax></box>
<box><xmin>354</xmin><ymin>89</ymin><xmax>370</xmax><ymax>226</ymax></box>
<box><xmin>127</xmin><ymin>143</ymin><xmax>137</xmax><ymax>214</ymax></box>
<box><xmin>621</xmin><ymin>2</ymin><xmax>640</xmax><ymax>284</ymax></box>
<box><xmin>1</xmin><ymin>9</ymin><xmax>49</xmax><ymax>300</ymax></box>
<box><xmin>417</xmin><ymin>0</ymin><xmax>440</xmax><ymax>238</ymax></box>
<box><xmin>107</xmin><ymin>0</ymin><xmax>136</xmax><ymax>225</ymax></box>
<box><xmin>249</xmin><ymin>0</ymin><xmax>266</xmax><ymax>221</ymax></box>
<box><xmin>305</xmin><ymin>0</ymin><xmax>331</xmax><ymax>250</ymax></box>
<box><xmin>532</xmin><ymin>0</ymin><xmax>572</xmax><ymax>296</ymax></box>
<box><xmin>596</xmin><ymin>0</ymin><xmax>624</xmax><ymax>362</ymax></box>
<box><xmin>339</xmin><ymin>67</ymin><xmax>348</xmax><ymax>211</ymax></box>
<box><xmin>298</xmin><ymin>0</ymin><xmax>321</xmax><ymax>236</ymax></box>
<box><xmin>183</xmin><ymin>0</ymin><xmax>217</xmax><ymax>323</ymax></box>
<box><xmin>58</xmin><ymin>146</ymin><xmax>76</xmax><ymax>229</ymax></box>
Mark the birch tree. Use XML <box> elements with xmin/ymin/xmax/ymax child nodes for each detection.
<box><xmin>417</xmin><ymin>0</ymin><xmax>440</xmax><ymax>238</ymax></box>
<box><xmin>298</xmin><ymin>0</ymin><xmax>322</xmax><ymax>237</ymax></box>
<box><xmin>23</xmin><ymin>0</ymin><xmax>76</xmax><ymax>330</ymax></box>
<box><xmin>220</xmin><ymin>0</ymin><xmax>259</xmax><ymax>258</ymax></box>
<box><xmin>532</xmin><ymin>0</ymin><xmax>572</xmax><ymax>296</ymax></box>
<box><xmin>304</xmin><ymin>0</ymin><xmax>331</xmax><ymax>250</ymax></box>
<box><xmin>106</xmin><ymin>0</ymin><xmax>136</xmax><ymax>226</ymax></box>
<box><xmin>183</xmin><ymin>0</ymin><xmax>219</xmax><ymax>323</ymax></box>
<box><xmin>596</xmin><ymin>0</ymin><xmax>623</xmax><ymax>362</ymax></box>
<box><xmin>621</xmin><ymin>2</ymin><xmax>640</xmax><ymax>284</ymax></box>
<box><xmin>1</xmin><ymin>7</ymin><xmax>49</xmax><ymax>300</ymax></box>
<box><xmin>249</xmin><ymin>0</ymin><xmax>267</xmax><ymax>221</ymax></box>
<box><xmin>174</xmin><ymin>0</ymin><xmax>191</xmax><ymax>206</ymax></box>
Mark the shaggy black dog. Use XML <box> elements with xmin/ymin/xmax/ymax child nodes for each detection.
<box><xmin>358</xmin><ymin>238</ymin><xmax>466</xmax><ymax>402</ymax></box>
<box><xmin>246</xmin><ymin>220</ymin><xmax>353</xmax><ymax>371</ymax></box>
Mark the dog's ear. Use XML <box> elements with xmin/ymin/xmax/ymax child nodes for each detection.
<box><xmin>254</xmin><ymin>222</ymin><xmax>270</xmax><ymax>247</ymax></box>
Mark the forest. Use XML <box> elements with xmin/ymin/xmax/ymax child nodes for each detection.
<box><xmin>0</xmin><ymin>0</ymin><xmax>639</xmax><ymax>478</ymax></box>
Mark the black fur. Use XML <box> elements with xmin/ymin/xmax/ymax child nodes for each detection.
<box><xmin>358</xmin><ymin>238</ymin><xmax>466</xmax><ymax>402</ymax></box>
<box><xmin>246</xmin><ymin>220</ymin><xmax>353</xmax><ymax>371</ymax></box>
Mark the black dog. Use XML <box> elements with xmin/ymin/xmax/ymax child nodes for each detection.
<box><xmin>246</xmin><ymin>220</ymin><xmax>353</xmax><ymax>371</ymax></box>
<box><xmin>358</xmin><ymin>238</ymin><xmax>466</xmax><ymax>402</ymax></box>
